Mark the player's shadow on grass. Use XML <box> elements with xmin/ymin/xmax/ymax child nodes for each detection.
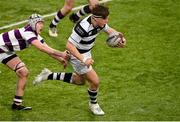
<box><xmin>11</xmin><ymin>106</ymin><xmax>31</xmax><ymax>121</ymax></box>
<box><xmin>0</xmin><ymin>102</ymin><xmax>24</xmax><ymax>121</ymax></box>
<box><xmin>11</xmin><ymin>110</ymin><xmax>23</xmax><ymax>121</ymax></box>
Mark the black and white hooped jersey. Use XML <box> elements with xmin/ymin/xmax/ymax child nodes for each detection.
<box><xmin>0</xmin><ymin>25</ymin><xmax>44</xmax><ymax>53</ymax></box>
<box><xmin>68</xmin><ymin>15</ymin><xmax>110</xmax><ymax>54</ymax></box>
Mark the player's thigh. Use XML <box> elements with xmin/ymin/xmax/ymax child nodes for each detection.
<box><xmin>6</xmin><ymin>57</ymin><xmax>22</xmax><ymax>70</ymax></box>
<box><xmin>1</xmin><ymin>52</ymin><xmax>20</xmax><ymax>70</ymax></box>
<box><xmin>5</xmin><ymin>56</ymin><xmax>28</xmax><ymax>77</ymax></box>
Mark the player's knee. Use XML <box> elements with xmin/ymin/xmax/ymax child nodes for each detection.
<box><xmin>91</xmin><ymin>79</ymin><xmax>100</xmax><ymax>88</ymax></box>
<box><xmin>64</xmin><ymin>4</ymin><xmax>73</xmax><ymax>12</ymax></box>
<box><xmin>89</xmin><ymin>2</ymin><xmax>98</xmax><ymax>10</ymax></box>
<box><xmin>15</xmin><ymin>62</ymin><xmax>29</xmax><ymax>78</ymax></box>
<box><xmin>17</xmin><ymin>67</ymin><xmax>29</xmax><ymax>78</ymax></box>
<box><xmin>78</xmin><ymin>78</ymin><xmax>86</xmax><ymax>85</ymax></box>
<box><xmin>93</xmin><ymin>81</ymin><xmax>99</xmax><ymax>87</ymax></box>
<box><xmin>74</xmin><ymin>78</ymin><xmax>86</xmax><ymax>85</ymax></box>
<box><xmin>72</xmin><ymin>73</ymin><xmax>86</xmax><ymax>85</ymax></box>
<box><xmin>89</xmin><ymin>4</ymin><xmax>95</xmax><ymax>10</ymax></box>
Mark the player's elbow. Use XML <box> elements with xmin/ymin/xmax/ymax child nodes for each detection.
<box><xmin>38</xmin><ymin>46</ymin><xmax>46</xmax><ymax>53</ymax></box>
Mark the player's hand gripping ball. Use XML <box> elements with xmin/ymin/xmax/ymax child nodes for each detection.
<box><xmin>106</xmin><ymin>32</ymin><xmax>126</xmax><ymax>48</ymax></box>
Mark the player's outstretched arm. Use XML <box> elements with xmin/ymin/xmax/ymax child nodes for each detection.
<box><xmin>30</xmin><ymin>39</ymin><xmax>68</xmax><ymax>67</ymax></box>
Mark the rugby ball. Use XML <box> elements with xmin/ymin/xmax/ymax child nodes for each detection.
<box><xmin>106</xmin><ymin>33</ymin><xmax>122</xmax><ymax>47</ymax></box>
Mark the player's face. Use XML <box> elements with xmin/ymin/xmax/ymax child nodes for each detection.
<box><xmin>96</xmin><ymin>16</ymin><xmax>109</xmax><ymax>27</ymax></box>
<box><xmin>36</xmin><ymin>21</ymin><xmax>44</xmax><ymax>34</ymax></box>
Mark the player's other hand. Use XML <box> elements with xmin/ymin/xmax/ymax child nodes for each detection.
<box><xmin>84</xmin><ymin>58</ymin><xmax>94</xmax><ymax>67</ymax></box>
<box><xmin>60</xmin><ymin>57</ymin><xmax>68</xmax><ymax>69</ymax></box>
<box><xmin>117</xmin><ymin>32</ymin><xmax>126</xmax><ymax>48</ymax></box>
<box><xmin>62</xmin><ymin>50</ymin><xmax>70</xmax><ymax>61</ymax></box>
<box><xmin>117</xmin><ymin>37</ymin><xmax>126</xmax><ymax>48</ymax></box>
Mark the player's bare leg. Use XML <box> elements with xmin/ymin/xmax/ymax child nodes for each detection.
<box><xmin>49</xmin><ymin>0</ymin><xmax>75</xmax><ymax>37</ymax></box>
<box><xmin>33</xmin><ymin>67</ymin><xmax>104</xmax><ymax>115</ymax></box>
<box><xmin>85</xmin><ymin>68</ymin><xmax>105</xmax><ymax>115</ymax></box>
<box><xmin>69</xmin><ymin>0</ymin><xmax>99</xmax><ymax>23</ymax></box>
<box><xmin>6</xmin><ymin>56</ymin><xmax>31</xmax><ymax>110</ymax></box>
<box><xmin>88</xmin><ymin>0</ymin><xmax>99</xmax><ymax>9</ymax></box>
<box><xmin>71</xmin><ymin>72</ymin><xmax>86</xmax><ymax>85</ymax></box>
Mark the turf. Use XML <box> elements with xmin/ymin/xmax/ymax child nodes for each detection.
<box><xmin>0</xmin><ymin>0</ymin><xmax>180</xmax><ymax>121</ymax></box>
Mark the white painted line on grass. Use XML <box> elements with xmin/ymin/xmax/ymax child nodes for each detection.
<box><xmin>0</xmin><ymin>0</ymin><xmax>112</xmax><ymax>30</ymax></box>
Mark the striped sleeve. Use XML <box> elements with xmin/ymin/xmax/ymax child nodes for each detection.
<box><xmin>22</xmin><ymin>31</ymin><xmax>38</xmax><ymax>44</ymax></box>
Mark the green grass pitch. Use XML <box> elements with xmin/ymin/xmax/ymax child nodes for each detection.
<box><xmin>0</xmin><ymin>0</ymin><xmax>180</xmax><ymax>121</ymax></box>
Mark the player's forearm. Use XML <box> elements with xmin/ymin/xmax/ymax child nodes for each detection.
<box><xmin>66</xmin><ymin>41</ymin><xmax>84</xmax><ymax>62</ymax></box>
<box><xmin>40</xmin><ymin>47</ymin><xmax>66</xmax><ymax>63</ymax></box>
<box><xmin>40</xmin><ymin>44</ymin><xmax>63</xmax><ymax>58</ymax></box>
<box><xmin>51</xmin><ymin>54</ymin><xmax>65</xmax><ymax>62</ymax></box>
<box><xmin>39</xmin><ymin>45</ymin><xmax>60</xmax><ymax>57</ymax></box>
<box><xmin>32</xmin><ymin>40</ymin><xmax>53</xmax><ymax>54</ymax></box>
<box><xmin>32</xmin><ymin>40</ymin><xmax>64</xmax><ymax>58</ymax></box>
